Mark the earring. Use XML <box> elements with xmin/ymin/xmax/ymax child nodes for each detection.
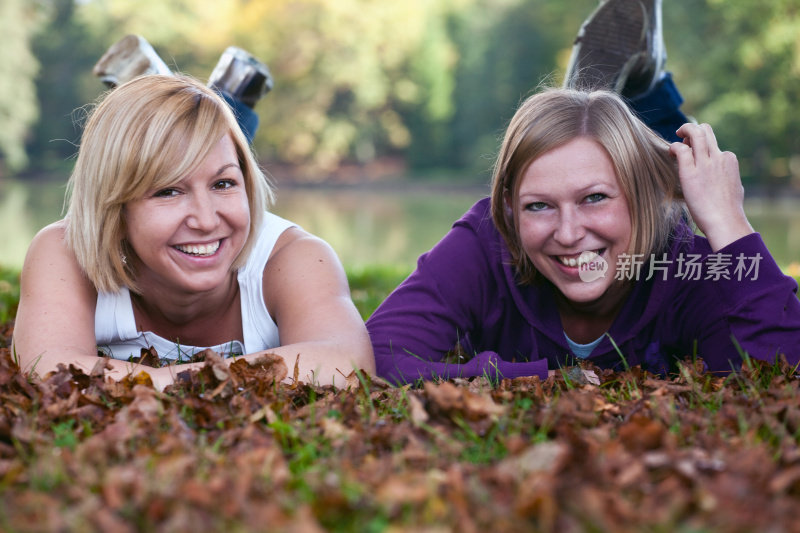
<box><xmin>121</xmin><ymin>253</ymin><xmax>127</xmax><ymax>265</ymax></box>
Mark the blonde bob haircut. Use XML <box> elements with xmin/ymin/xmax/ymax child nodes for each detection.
<box><xmin>66</xmin><ymin>74</ymin><xmax>273</xmax><ymax>293</ymax></box>
<box><xmin>490</xmin><ymin>87</ymin><xmax>686</xmax><ymax>286</ymax></box>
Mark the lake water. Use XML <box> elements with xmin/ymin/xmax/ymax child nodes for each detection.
<box><xmin>2</xmin><ymin>177</ymin><xmax>800</xmax><ymax>271</ymax></box>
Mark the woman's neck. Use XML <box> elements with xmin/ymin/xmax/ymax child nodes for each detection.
<box><xmin>556</xmin><ymin>282</ymin><xmax>631</xmax><ymax>344</ymax></box>
<box><xmin>131</xmin><ymin>272</ymin><xmax>242</xmax><ymax>343</ymax></box>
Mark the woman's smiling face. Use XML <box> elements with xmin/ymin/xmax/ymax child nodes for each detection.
<box><xmin>123</xmin><ymin>134</ymin><xmax>250</xmax><ymax>296</ymax></box>
<box><xmin>515</xmin><ymin>137</ymin><xmax>632</xmax><ymax>306</ymax></box>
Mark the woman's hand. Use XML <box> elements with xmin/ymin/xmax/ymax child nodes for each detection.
<box><xmin>669</xmin><ymin>123</ymin><xmax>754</xmax><ymax>251</ymax></box>
<box><xmin>148</xmin><ymin>366</ymin><xmax>178</xmax><ymax>392</ymax></box>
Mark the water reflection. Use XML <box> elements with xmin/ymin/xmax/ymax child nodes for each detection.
<box><xmin>271</xmin><ymin>185</ymin><xmax>488</xmax><ymax>268</ymax></box>
<box><xmin>0</xmin><ymin>179</ymin><xmax>68</xmax><ymax>269</ymax></box>
<box><xmin>2</xmin><ymin>177</ymin><xmax>799</xmax><ymax>271</ymax></box>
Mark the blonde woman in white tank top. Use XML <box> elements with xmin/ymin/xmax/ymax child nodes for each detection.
<box><xmin>12</xmin><ymin>75</ymin><xmax>374</xmax><ymax>390</ymax></box>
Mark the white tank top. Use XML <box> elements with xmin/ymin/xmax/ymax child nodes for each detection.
<box><xmin>95</xmin><ymin>211</ymin><xmax>296</xmax><ymax>363</ymax></box>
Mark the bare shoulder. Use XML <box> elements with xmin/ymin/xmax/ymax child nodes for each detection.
<box><xmin>271</xmin><ymin>226</ymin><xmax>338</xmax><ymax>256</ymax></box>
<box><xmin>20</xmin><ymin>218</ymin><xmax>94</xmax><ymax>300</ymax></box>
<box><xmin>266</xmin><ymin>227</ymin><xmax>344</xmax><ymax>278</ymax></box>
<box><xmin>262</xmin><ymin>227</ymin><xmax>349</xmax><ymax>312</ymax></box>
<box><xmin>22</xmin><ymin>219</ymin><xmax>87</xmax><ymax>284</ymax></box>
<box><xmin>28</xmin><ymin>219</ymin><xmax>69</xmax><ymax>251</ymax></box>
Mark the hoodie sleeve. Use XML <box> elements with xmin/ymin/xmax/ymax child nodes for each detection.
<box><xmin>681</xmin><ymin>232</ymin><xmax>800</xmax><ymax>371</ymax></box>
<box><xmin>366</xmin><ymin>207</ymin><xmax>549</xmax><ymax>385</ymax></box>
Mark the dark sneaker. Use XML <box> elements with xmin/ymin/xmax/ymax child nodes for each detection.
<box><xmin>207</xmin><ymin>47</ymin><xmax>273</xmax><ymax>109</ymax></box>
<box><xmin>563</xmin><ymin>0</ymin><xmax>665</xmax><ymax>98</ymax></box>
<box><xmin>92</xmin><ymin>34</ymin><xmax>171</xmax><ymax>88</ymax></box>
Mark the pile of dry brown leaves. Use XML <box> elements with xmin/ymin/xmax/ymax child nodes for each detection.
<box><xmin>1</xmin><ymin>320</ymin><xmax>799</xmax><ymax>532</ymax></box>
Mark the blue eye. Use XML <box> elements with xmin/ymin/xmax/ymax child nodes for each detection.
<box><xmin>525</xmin><ymin>202</ymin><xmax>549</xmax><ymax>212</ymax></box>
<box><xmin>585</xmin><ymin>193</ymin><xmax>607</xmax><ymax>203</ymax></box>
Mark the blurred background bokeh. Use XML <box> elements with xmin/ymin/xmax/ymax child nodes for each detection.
<box><xmin>1</xmin><ymin>0</ymin><xmax>799</xmax><ymax>274</ymax></box>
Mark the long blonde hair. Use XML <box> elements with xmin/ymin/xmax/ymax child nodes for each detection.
<box><xmin>66</xmin><ymin>74</ymin><xmax>273</xmax><ymax>293</ymax></box>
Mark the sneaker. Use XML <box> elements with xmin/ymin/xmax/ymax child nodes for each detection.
<box><xmin>563</xmin><ymin>0</ymin><xmax>665</xmax><ymax>98</ymax></box>
<box><xmin>207</xmin><ymin>46</ymin><xmax>273</xmax><ymax>109</ymax></box>
<box><xmin>92</xmin><ymin>34</ymin><xmax>172</xmax><ymax>88</ymax></box>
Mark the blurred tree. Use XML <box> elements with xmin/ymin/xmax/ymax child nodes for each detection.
<box><xmin>404</xmin><ymin>0</ymin><xmax>596</xmax><ymax>176</ymax></box>
<box><xmin>27</xmin><ymin>0</ymin><xmax>105</xmax><ymax>175</ymax></box>
<box><xmin>74</xmin><ymin>0</ymin><xmax>239</xmax><ymax>64</ymax></box>
<box><xmin>26</xmin><ymin>0</ymin><xmax>230</xmax><ymax>176</ymax></box>
<box><xmin>0</xmin><ymin>0</ymin><xmax>45</xmax><ymax>174</ymax></box>
<box><xmin>234</xmin><ymin>0</ymin><xmax>465</xmax><ymax>178</ymax></box>
<box><xmin>72</xmin><ymin>0</ymin><xmax>462</xmax><ymax>178</ymax></box>
<box><xmin>14</xmin><ymin>0</ymin><xmax>800</xmax><ymax>188</ymax></box>
<box><xmin>664</xmin><ymin>0</ymin><xmax>800</xmax><ymax>187</ymax></box>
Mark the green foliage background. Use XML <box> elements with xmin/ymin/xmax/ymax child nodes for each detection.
<box><xmin>1</xmin><ymin>0</ymin><xmax>798</xmax><ymax>186</ymax></box>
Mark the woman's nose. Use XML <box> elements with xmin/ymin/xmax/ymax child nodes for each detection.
<box><xmin>186</xmin><ymin>192</ymin><xmax>219</xmax><ymax>231</ymax></box>
<box><xmin>553</xmin><ymin>207</ymin><xmax>585</xmax><ymax>246</ymax></box>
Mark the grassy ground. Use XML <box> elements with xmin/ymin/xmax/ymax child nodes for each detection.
<box><xmin>0</xmin><ymin>267</ymin><xmax>19</xmax><ymax>325</ymax></box>
<box><xmin>1</xmin><ymin>336</ymin><xmax>799</xmax><ymax>532</ymax></box>
<box><xmin>346</xmin><ymin>264</ymin><xmax>412</xmax><ymax>320</ymax></box>
<box><xmin>1</xmin><ymin>267</ymin><xmax>799</xmax><ymax>531</ymax></box>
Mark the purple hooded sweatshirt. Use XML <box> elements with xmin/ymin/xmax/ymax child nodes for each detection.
<box><xmin>367</xmin><ymin>198</ymin><xmax>800</xmax><ymax>384</ymax></box>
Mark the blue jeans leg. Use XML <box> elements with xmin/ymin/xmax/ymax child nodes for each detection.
<box><xmin>628</xmin><ymin>72</ymin><xmax>689</xmax><ymax>143</ymax></box>
<box><xmin>219</xmin><ymin>91</ymin><xmax>259</xmax><ymax>144</ymax></box>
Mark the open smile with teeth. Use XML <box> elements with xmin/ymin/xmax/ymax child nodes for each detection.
<box><xmin>556</xmin><ymin>249</ymin><xmax>604</xmax><ymax>268</ymax></box>
<box><xmin>174</xmin><ymin>240</ymin><xmax>221</xmax><ymax>257</ymax></box>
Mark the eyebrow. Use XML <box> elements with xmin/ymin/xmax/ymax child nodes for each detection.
<box><xmin>518</xmin><ymin>182</ymin><xmax>617</xmax><ymax>199</ymax></box>
<box><xmin>215</xmin><ymin>163</ymin><xmax>241</xmax><ymax>176</ymax></box>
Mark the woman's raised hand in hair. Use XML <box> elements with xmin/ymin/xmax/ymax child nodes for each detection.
<box><xmin>669</xmin><ymin>122</ymin><xmax>754</xmax><ymax>251</ymax></box>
